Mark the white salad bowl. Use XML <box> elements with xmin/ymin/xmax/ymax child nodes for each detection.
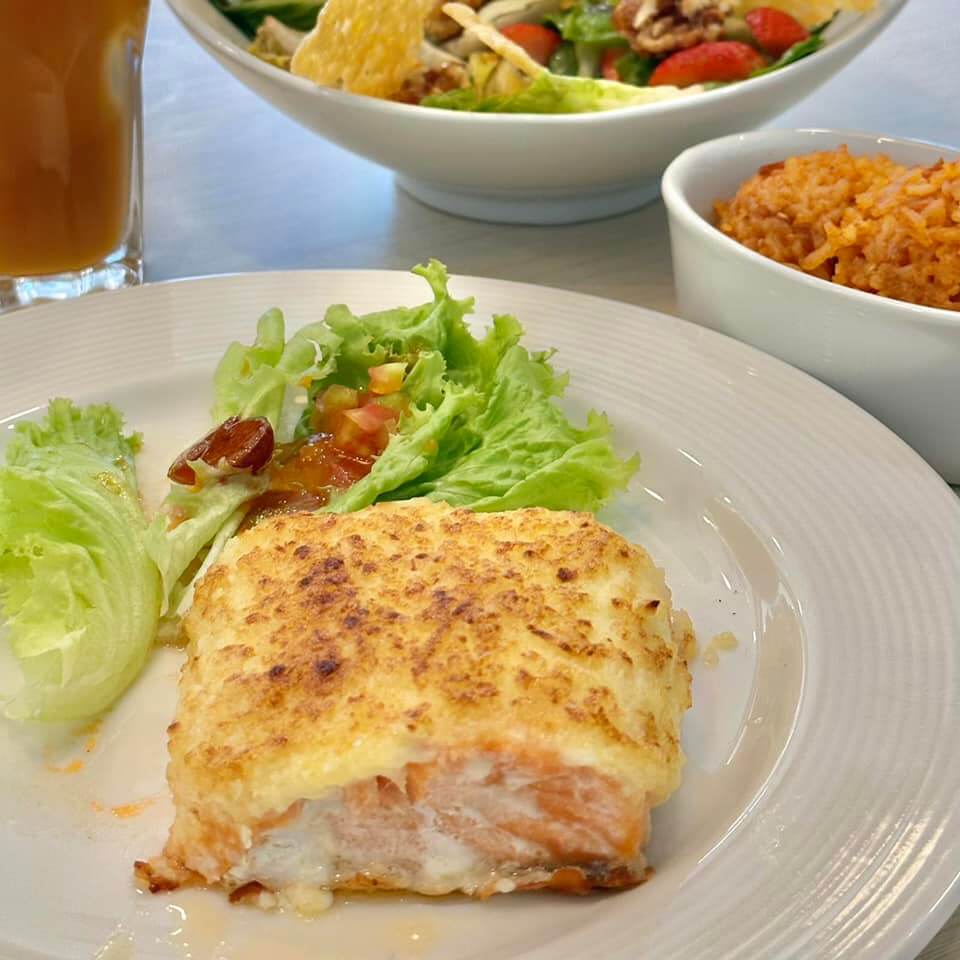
<box><xmin>662</xmin><ymin>127</ymin><xmax>960</xmax><ymax>481</ymax></box>
<box><xmin>166</xmin><ymin>0</ymin><xmax>905</xmax><ymax>224</ymax></box>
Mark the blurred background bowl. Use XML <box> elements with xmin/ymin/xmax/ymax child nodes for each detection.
<box><xmin>166</xmin><ymin>0</ymin><xmax>904</xmax><ymax>224</ymax></box>
<box><xmin>662</xmin><ymin>126</ymin><xmax>960</xmax><ymax>481</ymax></box>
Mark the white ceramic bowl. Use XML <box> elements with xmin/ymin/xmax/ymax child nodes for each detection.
<box><xmin>166</xmin><ymin>0</ymin><xmax>905</xmax><ymax>224</ymax></box>
<box><xmin>662</xmin><ymin>127</ymin><xmax>960</xmax><ymax>481</ymax></box>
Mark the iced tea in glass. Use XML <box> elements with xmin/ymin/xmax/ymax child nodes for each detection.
<box><xmin>0</xmin><ymin>1</ymin><xmax>149</xmax><ymax>311</ymax></box>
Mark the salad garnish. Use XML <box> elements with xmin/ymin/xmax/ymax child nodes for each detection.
<box><xmin>0</xmin><ymin>262</ymin><xmax>637</xmax><ymax>721</ymax></box>
<box><xmin>213</xmin><ymin>0</ymin><xmax>876</xmax><ymax>112</ymax></box>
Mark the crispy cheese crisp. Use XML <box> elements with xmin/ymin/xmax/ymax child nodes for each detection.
<box><xmin>136</xmin><ymin>501</ymin><xmax>693</xmax><ymax>906</ymax></box>
<box><xmin>732</xmin><ymin>0</ymin><xmax>876</xmax><ymax>28</ymax></box>
<box><xmin>290</xmin><ymin>0</ymin><xmax>434</xmax><ymax>98</ymax></box>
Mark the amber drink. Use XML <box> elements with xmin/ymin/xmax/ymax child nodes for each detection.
<box><xmin>0</xmin><ymin>1</ymin><xmax>149</xmax><ymax>311</ymax></box>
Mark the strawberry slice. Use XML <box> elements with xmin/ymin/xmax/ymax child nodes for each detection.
<box><xmin>649</xmin><ymin>41</ymin><xmax>767</xmax><ymax>88</ymax></box>
<box><xmin>601</xmin><ymin>47</ymin><xmax>623</xmax><ymax>82</ymax></box>
<box><xmin>745</xmin><ymin>7</ymin><xmax>810</xmax><ymax>58</ymax></box>
<box><xmin>499</xmin><ymin>23</ymin><xmax>562</xmax><ymax>66</ymax></box>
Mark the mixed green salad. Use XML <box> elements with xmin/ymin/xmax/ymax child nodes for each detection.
<box><xmin>0</xmin><ymin>262</ymin><xmax>637</xmax><ymax>722</ymax></box>
<box><xmin>211</xmin><ymin>0</ymin><xmax>859</xmax><ymax>113</ymax></box>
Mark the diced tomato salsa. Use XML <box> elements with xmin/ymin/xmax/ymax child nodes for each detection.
<box><xmin>243</xmin><ymin>371</ymin><xmax>408</xmax><ymax>526</ymax></box>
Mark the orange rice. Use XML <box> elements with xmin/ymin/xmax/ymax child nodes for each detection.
<box><xmin>715</xmin><ymin>146</ymin><xmax>960</xmax><ymax>312</ymax></box>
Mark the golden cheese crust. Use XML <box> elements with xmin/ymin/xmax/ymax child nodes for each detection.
<box><xmin>155</xmin><ymin>501</ymin><xmax>692</xmax><ymax>884</ymax></box>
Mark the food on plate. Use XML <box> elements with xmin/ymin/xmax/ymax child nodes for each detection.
<box><xmin>146</xmin><ymin>259</ymin><xmax>638</xmax><ymax>624</ymax></box>
<box><xmin>0</xmin><ymin>261</ymin><xmax>638</xmax><ymax>720</ymax></box>
<box><xmin>0</xmin><ymin>401</ymin><xmax>160</xmax><ymax>721</ymax></box>
<box><xmin>648</xmin><ymin>39</ymin><xmax>766</xmax><ymax>86</ymax></box>
<box><xmin>135</xmin><ymin>500</ymin><xmax>694</xmax><ymax>907</ymax></box>
<box><xmin>701</xmin><ymin>630</ymin><xmax>737</xmax><ymax>667</ymax></box>
<box><xmin>213</xmin><ymin>0</ymin><xmax>874</xmax><ymax>111</ymax></box>
<box><xmin>715</xmin><ymin>147</ymin><xmax>960</xmax><ymax>311</ymax></box>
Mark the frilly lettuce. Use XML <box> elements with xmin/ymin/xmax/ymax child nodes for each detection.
<box><xmin>152</xmin><ymin>306</ymin><xmax>341</xmax><ymax>615</ymax></box>
<box><xmin>320</xmin><ymin>261</ymin><xmax>637</xmax><ymax>514</ymax></box>
<box><xmin>212</xmin><ymin>307</ymin><xmax>340</xmax><ymax>433</ymax></box>
<box><xmin>324</xmin><ymin>385</ymin><xmax>479</xmax><ymax>514</ymax></box>
<box><xmin>386</xmin><ymin>345</ymin><xmax>638</xmax><ymax>512</ymax></box>
<box><xmin>0</xmin><ymin>400</ymin><xmax>160</xmax><ymax>721</ymax></box>
<box><xmin>151</xmin><ymin>259</ymin><xmax>638</xmax><ymax>616</ymax></box>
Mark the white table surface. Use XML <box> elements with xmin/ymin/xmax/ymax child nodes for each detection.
<box><xmin>142</xmin><ymin>1</ymin><xmax>959</xmax><ymax>956</ymax></box>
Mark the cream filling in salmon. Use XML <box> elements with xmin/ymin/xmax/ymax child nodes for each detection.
<box><xmin>220</xmin><ymin>750</ymin><xmax>650</xmax><ymax>904</ymax></box>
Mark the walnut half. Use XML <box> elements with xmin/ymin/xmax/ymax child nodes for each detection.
<box><xmin>613</xmin><ymin>0</ymin><xmax>732</xmax><ymax>55</ymax></box>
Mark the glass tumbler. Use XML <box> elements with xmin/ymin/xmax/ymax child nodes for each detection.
<box><xmin>0</xmin><ymin>1</ymin><xmax>149</xmax><ymax>312</ymax></box>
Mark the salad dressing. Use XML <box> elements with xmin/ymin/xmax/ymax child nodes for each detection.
<box><xmin>241</xmin><ymin>436</ymin><xmax>375</xmax><ymax>528</ymax></box>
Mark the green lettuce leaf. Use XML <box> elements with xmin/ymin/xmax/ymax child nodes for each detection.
<box><xmin>310</xmin><ymin>261</ymin><xmax>477</xmax><ymax>394</ymax></box>
<box><xmin>213</xmin><ymin>307</ymin><xmax>341</xmax><ymax>436</ymax></box>
<box><xmin>325</xmin><ymin>385</ymin><xmax>479</xmax><ymax>514</ymax></box>
<box><xmin>385</xmin><ymin>346</ymin><xmax>637</xmax><ymax>512</ymax></box>
<box><xmin>0</xmin><ymin>400</ymin><xmax>160</xmax><ymax>722</ymax></box>
<box><xmin>750</xmin><ymin>14</ymin><xmax>835</xmax><ymax>77</ymax></box>
<box><xmin>196</xmin><ymin>260</ymin><xmax>637</xmax><ymax>569</ymax></box>
<box><xmin>545</xmin><ymin>3</ymin><xmax>625</xmax><ymax>47</ymax></box>
<box><xmin>210</xmin><ymin>0</ymin><xmax>322</xmax><ymax>37</ymax></box>
<box><xmin>548</xmin><ymin>41</ymin><xmax>579</xmax><ymax>76</ymax></box>
<box><xmin>212</xmin><ymin>307</ymin><xmax>286</xmax><ymax>426</ymax></box>
<box><xmin>145</xmin><ymin>471</ymin><xmax>268</xmax><ymax>616</ymax></box>
<box><xmin>154</xmin><ymin>305</ymin><xmax>340</xmax><ymax>620</ymax></box>
<box><xmin>614</xmin><ymin>51</ymin><xmax>654</xmax><ymax>87</ymax></box>
<box><xmin>321</xmin><ymin>263</ymin><xmax>638</xmax><ymax>514</ymax></box>
<box><xmin>423</xmin><ymin>70</ymin><xmax>692</xmax><ymax>113</ymax></box>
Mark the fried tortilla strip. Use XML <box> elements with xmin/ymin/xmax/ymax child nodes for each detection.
<box><xmin>441</xmin><ymin>2</ymin><xmax>545</xmax><ymax>77</ymax></box>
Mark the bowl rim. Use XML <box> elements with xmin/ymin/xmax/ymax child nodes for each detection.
<box><xmin>165</xmin><ymin>0</ymin><xmax>906</xmax><ymax>126</ymax></box>
<box><xmin>661</xmin><ymin>126</ymin><xmax>960</xmax><ymax>328</ymax></box>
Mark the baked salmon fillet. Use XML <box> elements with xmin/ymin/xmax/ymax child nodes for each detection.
<box><xmin>137</xmin><ymin>500</ymin><xmax>693</xmax><ymax>911</ymax></box>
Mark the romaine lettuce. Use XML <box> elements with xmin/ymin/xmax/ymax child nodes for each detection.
<box><xmin>422</xmin><ymin>70</ymin><xmax>694</xmax><ymax>113</ymax></box>
<box><xmin>0</xmin><ymin>400</ymin><xmax>161</xmax><ymax>722</ymax></box>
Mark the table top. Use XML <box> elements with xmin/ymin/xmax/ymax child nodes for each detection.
<box><xmin>143</xmin><ymin>1</ymin><xmax>959</xmax><ymax>956</ymax></box>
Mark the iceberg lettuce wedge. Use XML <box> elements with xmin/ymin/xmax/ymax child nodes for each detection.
<box><xmin>0</xmin><ymin>400</ymin><xmax>161</xmax><ymax>722</ymax></box>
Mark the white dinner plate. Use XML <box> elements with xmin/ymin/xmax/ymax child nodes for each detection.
<box><xmin>1</xmin><ymin>271</ymin><xmax>958</xmax><ymax>960</ymax></box>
